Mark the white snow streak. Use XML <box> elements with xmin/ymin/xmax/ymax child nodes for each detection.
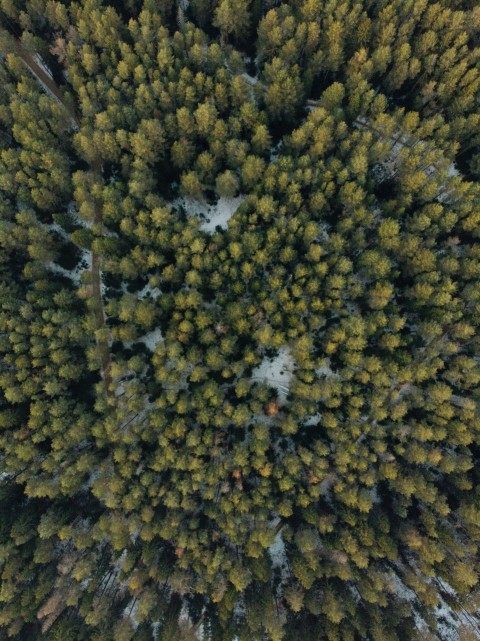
<box><xmin>33</xmin><ymin>54</ymin><xmax>53</xmax><ymax>80</ymax></box>
<box><xmin>241</xmin><ymin>72</ymin><xmax>258</xmax><ymax>86</ymax></box>
<box><xmin>137</xmin><ymin>284</ymin><xmax>162</xmax><ymax>300</ymax></box>
<box><xmin>268</xmin><ymin>530</ymin><xmax>287</xmax><ymax>569</ymax></box>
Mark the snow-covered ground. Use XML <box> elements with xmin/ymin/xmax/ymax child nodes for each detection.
<box><xmin>174</xmin><ymin>195</ymin><xmax>245</xmax><ymax>232</ymax></box>
<box><xmin>47</xmin><ymin>249</ymin><xmax>91</xmax><ymax>288</ymax></box>
<box><xmin>137</xmin><ymin>328</ymin><xmax>163</xmax><ymax>352</ymax></box>
<box><xmin>389</xmin><ymin>571</ymin><xmax>479</xmax><ymax>641</ymax></box>
<box><xmin>267</xmin><ymin>517</ymin><xmax>290</xmax><ymax>586</ymax></box>
<box><xmin>316</xmin><ymin>359</ymin><xmax>336</xmax><ymax>378</ymax></box>
<box><xmin>251</xmin><ymin>347</ymin><xmax>295</xmax><ymax>401</ymax></box>
<box><xmin>33</xmin><ymin>54</ymin><xmax>53</xmax><ymax>80</ymax></box>
<box><xmin>122</xmin><ymin>598</ymin><xmax>139</xmax><ymax>630</ymax></box>
<box><xmin>270</xmin><ymin>141</ymin><xmax>283</xmax><ymax>162</ymax></box>
<box><xmin>68</xmin><ymin>201</ymin><xmax>93</xmax><ymax>229</ymax></box>
<box><xmin>268</xmin><ymin>529</ymin><xmax>287</xmax><ymax>572</ymax></box>
<box><xmin>137</xmin><ymin>284</ymin><xmax>161</xmax><ymax>300</ymax></box>
<box><xmin>46</xmin><ymin>261</ymin><xmax>78</xmax><ymax>283</ymax></box>
<box><xmin>241</xmin><ymin>72</ymin><xmax>258</xmax><ymax>86</ymax></box>
<box><xmin>240</xmin><ymin>72</ymin><xmax>258</xmax><ymax>100</ymax></box>
<box><xmin>48</xmin><ymin>221</ymin><xmax>70</xmax><ymax>241</ymax></box>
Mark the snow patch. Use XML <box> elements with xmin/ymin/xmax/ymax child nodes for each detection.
<box><xmin>199</xmin><ymin>196</ymin><xmax>245</xmax><ymax>232</ymax></box>
<box><xmin>174</xmin><ymin>195</ymin><xmax>245</xmax><ymax>233</ymax></box>
<box><xmin>240</xmin><ymin>72</ymin><xmax>258</xmax><ymax>101</ymax></box>
<box><xmin>68</xmin><ymin>201</ymin><xmax>93</xmax><ymax>229</ymax></box>
<box><xmin>389</xmin><ymin>571</ymin><xmax>477</xmax><ymax>641</ymax></box>
<box><xmin>138</xmin><ymin>328</ymin><xmax>163</xmax><ymax>352</ymax></box>
<box><xmin>267</xmin><ymin>518</ymin><xmax>289</xmax><ymax>584</ymax></box>
<box><xmin>46</xmin><ymin>248</ymin><xmax>91</xmax><ymax>288</ymax></box>
<box><xmin>33</xmin><ymin>54</ymin><xmax>53</xmax><ymax>80</ymax></box>
<box><xmin>100</xmin><ymin>279</ymin><xmax>107</xmax><ymax>299</ymax></box>
<box><xmin>137</xmin><ymin>284</ymin><xmax>161</xmax><ymax>300</ymax></box>
<box><xmin>447</xmin><ymin>163</ymin><xmax>459</xmax><ymax>178</ymax></box>
<box><xmin>270</xmin><ymin>141</ymin><xmax>283</xmax><ymax>162</ymax></box>
<box><xmin>152</xmin><ymin>622</ymin><xmax>161</xmax><ymax>639</ymax></box>
<box><xmin>123</xmin><ymin>598</ymin><xmax>139</xmax><ymax>630</ymax></box>
<box><xmin>79</xmin><ymin>249</ymin><xmax>92</xmax><ymax>270</ymax></box>
<box><xmin>81</xmin><ymin>467</ymin><xmax>100</xmax><ymax>492</ymax></box>
<box><xmin>47</xmin><ymin>261</ymin><xmax>77</xmax><ymax>282</ymax></box>
<box><xmin>48</xmin><ymin>222</ymin><xmax>69</xmax><ymax>241</ymax></box>
<box><xmin>268</xmin><ymin>530</ymin><xmax>287</xmax><ymax>568</ymax></box>
<box><xmin>241</xmin><ymin>72</ymin><xmax>258</xmax><ymax>85</ymax></box>
<box><xmin>72</xmin><ymin>249</ymin><xmax>92</xmax><ymax>283</ymax></box>
<box><xmin>251</xmin><ymin>347</ymin><xmax>294</xmax><ymax>401</ymax></box>
<box><xmin>316</xmin><ymin>359</ymin><xmax>336</xmax><ymax>378</ymax></box>
<box><xmin>434</xmin><ymin>580</ymin><xmax>479</xmax><ymax>641</ymax></box>
<box><xmin>178</xmin><ymin>602</ymin><xmax>204</xmax><ymax>640</ymax></box>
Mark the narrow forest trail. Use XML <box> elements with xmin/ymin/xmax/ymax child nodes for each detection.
<box><xmin>10</xmin><ymin>39</ymin><xmax>114</xmax><ymax>395</ymax></box>
<box><xmin>11</xmin><ymin>42</ymin><xmax>80</xmax><ymax>128</ymax></box>
<box><xmin>90</xmin><ymin>160</ymin><xmax>114</xmax><ymax>395</ymax></box>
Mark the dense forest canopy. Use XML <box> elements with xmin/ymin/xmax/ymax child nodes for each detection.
<box><xmin>0</xmin><ymin>1</ymin><xmax>480</xmax><ymax>640</ymax></box>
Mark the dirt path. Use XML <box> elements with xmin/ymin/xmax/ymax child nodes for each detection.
<box><xmin>12</xmin><ymin>43</ymin><xmax>80</xmax><ymax>129</ymax></box>
<box><xmin>90</xmin><ymin>159</ymin><xmax>113</xmax><ymax>395</ymax></box>
<box><xmin>10</xmin><ymin>39</ymin><xmax>113</xmax><ymax>395</ymax></box>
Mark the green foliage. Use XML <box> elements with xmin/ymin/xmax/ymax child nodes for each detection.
<box><xmin>0</xmin><ymin>1</ymin><xmax>480</xmax><ymax>640</ymax></box>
